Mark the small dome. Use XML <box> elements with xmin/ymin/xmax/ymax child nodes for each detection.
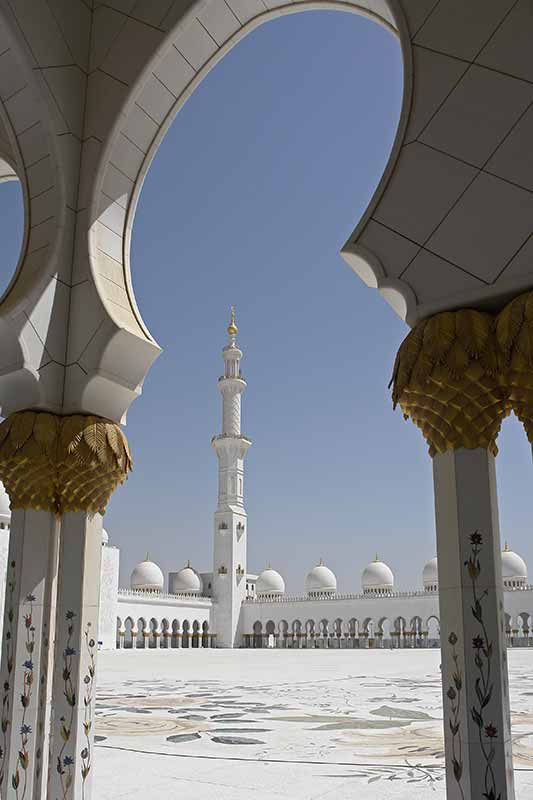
<box><xmin>256</xmin><ymin>566</ymin><xmax>285</xmax><ymax>596</ymax></box>
<box><xmin>130</xmin><ymin>558</ymin><xmax>164</xmax><ymax>593</ymax></box>
<box><xmin>0</xmin><ymin>482</ymin><xmax>10</xmax><ymax>527</ymax></box>
<box><xmin>170</xmin><ymin>562</ymin><xmax>201</xmax><ymax>594</ymax></box>
<box><xmin>305</xmin><ymin>560</ymin><xmax>337</xmax><ymax>596</ymax></box>
<box><xmin>502</xmin><ymin>544</ymin><xmax>527</xmax><ymax>588</ymax></box>
<box><xmin>362</xmin><ymin>556</ymin><xmax>394</xmax><ymax>595</ymax></box>
<box><xmin>102</xmin><ymin>528</ymin><xmax>109</xmax><ymax>546</ymax></box>
<box><xmin>423</xmin><ymin>557</ymin><xmax>438</xmax><ymax>591</ymax></box>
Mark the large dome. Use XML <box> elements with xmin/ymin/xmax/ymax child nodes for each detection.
<box><xmin>502</xmin><ymin>544</ymin><xmax>527</xmax><ymax>588</ymax></box>
<box><xmin>256</xmin><ymin>566</ymin><xmax>285</xmax><ymax>597</ymax></box>
<box><xmin>362</xmin><ymin>556</ymin><xmax>394</xmax><ymax>595</ymax></box>
<box><xmin>130</xmin><ymin>559</ymin><xmax>164</xmax><ymax>593</ymax></box>
<box><xmin>305</xmin><ymin>560</ymin><xmax>337</xmax><ymax>596</ymax></box>
<box><xmin>170</xmin><ymin>563</ymin><xmax>201</xmax><ymax>594</ymax></box>
<box><xmin>423</xmin><ymin>557</ymin><xmax>438</xmax><ymax>592</ymax></box>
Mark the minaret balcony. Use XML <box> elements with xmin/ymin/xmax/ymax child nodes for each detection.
<box><xmin>211</xmin><ymin>433</ymin><xmax>252</xmax><ymax>452</ymax></box>
<box><xmin>218</xmin><ymin>375</ymin><xmax>246</xmax><ymax>391</ymax></box>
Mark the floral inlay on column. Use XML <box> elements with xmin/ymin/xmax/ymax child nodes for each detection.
<box><xmin>35</xmin><ymin>620</ymin><xmax>49</xmax><ymax>782</ymax></box>
<box><xmin>465</xmin><ymin>531</ymin><xmax>500</xmax><ymax>800</ymax></box>
<box><xmin>11</xmin><ymin>592</ymin><xmax>36</xmax><ymax>798</ymax></box>
<box><xmin>446</xmin><ymin>631</ymin><xmax>464</xmax><ymax>800</ymax></box>
<box><xmin>0</xmin><ymin>561</ymin><xmax>16</xmax><ymax>790</ymax></box>
<box><xmin>57</xmin><ymin>610</ymin><xmax>77</xmax><ymax>799</ymax></box>
<box><xmin>81</xmin><ymin>623</ymin><xmax>96</xmax><ymax>797</ymax></box>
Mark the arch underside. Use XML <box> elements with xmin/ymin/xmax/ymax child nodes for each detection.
<box><xmin>0</xmin><ymin>1</ymin><xmax>530</xmax><ymax>419</ymax></box>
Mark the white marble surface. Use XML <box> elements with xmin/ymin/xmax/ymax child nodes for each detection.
<box><xmin>93</xmin><ymin>649</ymin><xmax>533</xmax><ymax>799</ymax></box>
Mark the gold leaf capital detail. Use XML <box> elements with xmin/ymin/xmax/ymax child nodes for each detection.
<box><xmin>391</xmin><ymin>309</ymin><xmax>510</xmax><ymax>457</ymax></box>
<box><xmin>0</xmin><ymin>412</ymin><xmax>132</xmax><ymax>514</ymax></box>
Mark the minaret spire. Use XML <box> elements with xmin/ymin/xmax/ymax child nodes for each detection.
<box><xmin>228</xmin><ymin>306</ymin><xmax>238</xmax><ymax>338</ymax></box>
<box><xmin>211</xmin><ymin>309</ymin><xmax>252</xmax><ymax>648</ymax></box>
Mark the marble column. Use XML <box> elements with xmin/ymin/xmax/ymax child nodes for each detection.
<box><xmin>0</xmin><ymin>510</ymin><xmax>59</xmax><ymax>800</ymax></box>
<box><xmin>0</xmin><ymin>410</ymin><xmax>131</xmax><ymax>800</ymax></box>
<box><xmin>47</xmin><ymin>512</ymin><xmax>103</xmax><ymax>800</ymax></box>
<box><xmin>434</xmin><ymin>448</ymin><xmax>514</xmax><ymax>800</ymax></box>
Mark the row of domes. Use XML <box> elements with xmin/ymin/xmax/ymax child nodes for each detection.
<box><xmin>257</xmin><ymin>546</ymin><xmax>528</xmax><ymax>596</ymax></box>
<box><xmin>129</xmin><ymin>545</ymin><xmax>529</xmax><ymax>596</ymax></box>
<box><xmin>130</xmin><ymin>560</ymin><xmax>201</xmax><ymax>593</ymax></box>
<box><xmin>256</xmin><ymin>557</ymin><xmax>397</xmax><ymax>597</ymax></box>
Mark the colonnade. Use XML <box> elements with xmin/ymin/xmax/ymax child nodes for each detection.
<box><xmin>116</xmin><ymin>617</ymin><xmax>216</xmax><ymax>649</ymax></box>
<box><xmin>243</xmin><ymin>632</ymin><xmax>437</xmax><ymax>649</ymax></box>
<box><xmin>244</xmin><ymin>616</ymin><xmax>440</xmax><ymax>648</ymax></box>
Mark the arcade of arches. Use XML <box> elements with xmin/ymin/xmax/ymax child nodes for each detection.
<box><xmin>0</xmin><ymin>3</ymin><xmax>531</xmax><ymax>800</ymax></box>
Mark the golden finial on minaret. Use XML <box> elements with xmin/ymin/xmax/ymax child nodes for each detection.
<box><xmin>227</xmin><ymin>306</ymin><xmax>238</xmax><ymax>336</ymax></box>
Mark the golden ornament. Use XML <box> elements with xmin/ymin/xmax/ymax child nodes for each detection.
<box><xmin>0</xmin><ymin>411</ymin><xmax>132</xmax><ymax>514</ymax></box>
<box><xmin>391</xmin><ymin>309</ymin><xmax>509</xmax><ymax>457</ymax></box>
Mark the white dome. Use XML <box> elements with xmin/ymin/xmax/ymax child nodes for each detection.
<box><xmin>102</xmin><ymin>528</ymin><xmax>109</xmax><ymax>546</ymax></box>
<box><xmin>501</xmin><ymin>544</ymin><xmax>527</xmax><ymax>587</ymax></box>
<box><xmin>256</xmin><ymin>567</ymin><xmax>285</xmax><ymax>596</ymax></box>
<box><xmin>305</xmin><ymin>561</ymin><xmax>337</xmax><ymax>596</ymax></box>
<box><xmin>170</xmin><ymin>563</ymin><xmax>201</xmax><ymax>594</ymax></box>
<box><xmin>0</xmin><ymin>482</ymin><xmax>10</xmax><ymax>526</ymax></box>
<box><xmin>423</xmin><ymin>557</ymin><xmax>438</xmax><ymax>590</ymax></box>
<box><xmin>130</xmin><ymin>559</ymin><xmax>164</xmax><ymax>593</ymax></box>
<box><xmin>362</xmin><ymin>557</ymin><xmax>394</xmax><ymax>595</ymax></box>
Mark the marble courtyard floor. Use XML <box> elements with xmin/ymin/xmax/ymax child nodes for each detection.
<box><xmin>93</xmin><ymin>649</ymin><xmax>533</xmax><ymax>799</ymax></box>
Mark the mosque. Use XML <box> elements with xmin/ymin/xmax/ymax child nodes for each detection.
<box><xmin>1</xmin><ymin>312</ymin><xmax>532</xmax><ymax>651</ymax></box>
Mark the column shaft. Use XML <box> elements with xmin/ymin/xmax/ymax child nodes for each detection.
<box><xmin>434</xmin><ymin>448</ymin><xmax>514</xmax><ymax>800</ymax></box>
<box><xmin>47</xmin><ymin>512</ymin><xmax>103</xmax><ymax>800</ymax></box>
<box><xmin>0</xmin><ymin>510</ymin><xmax>59</xmax><ymax>800</ymax></box>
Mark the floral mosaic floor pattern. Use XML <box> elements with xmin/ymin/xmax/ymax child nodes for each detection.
<box><xmin>94</xmin><ymin>649</ymin><xmax>533</xmax><ymax>799</ymax></box>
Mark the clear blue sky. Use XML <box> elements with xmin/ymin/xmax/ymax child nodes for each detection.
<box><xmin>0</xmin><ymin>10</ymin><xmax>531</xmax><ymax>592</ymax></box>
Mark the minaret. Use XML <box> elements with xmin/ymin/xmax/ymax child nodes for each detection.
<box><xmin>211</xmin><ymin>308</ymin><xmax>251</xmax><ymax>647</ymax></box>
